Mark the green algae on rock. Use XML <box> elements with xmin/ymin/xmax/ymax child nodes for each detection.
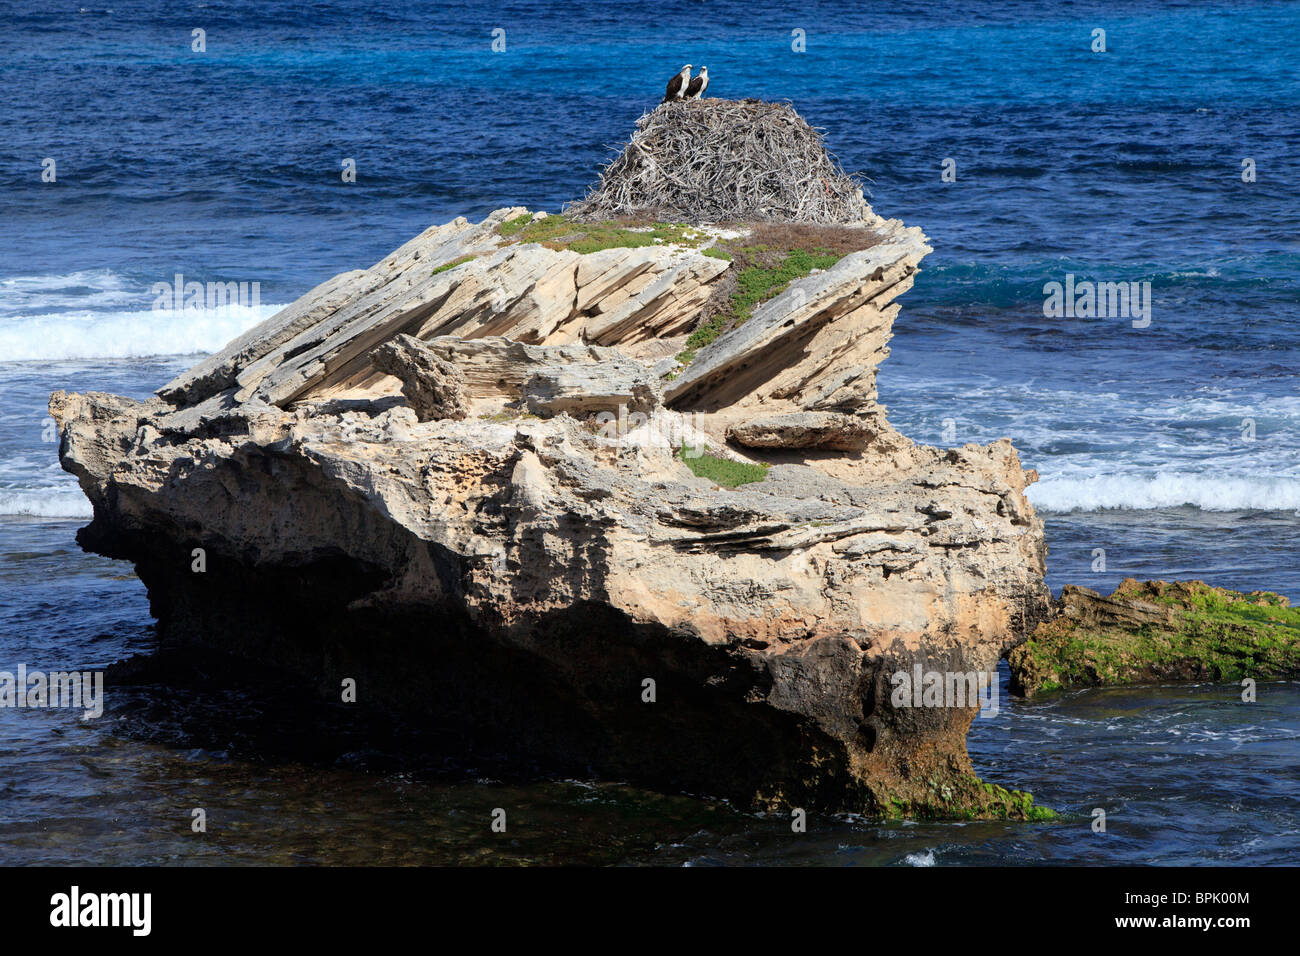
<box><xmin>880</xmin><ymin>776</ymin><xmax>1056</xmax><ymax>823</ymax></box>
<box><xmin>1008</xmin><ymin>579</ymin><xmax>1300</xmax><ymax>698</ymax></box>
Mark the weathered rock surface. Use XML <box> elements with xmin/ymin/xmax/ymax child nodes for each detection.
<box><xmin>663</xmin><ymin>235</ymin><xmax>919</xmax><ymax>419</ymax></box>
<box><xmin>727</xmin><ymin>411</ymin><xmax>873</xmax><ymax>451</ymax></box>
<box><xmin>371</xmin><ymin>334</ymin><xmax>470</xmax><ymax>421</ymax></box>
<box><xmin>1009</xmin><ymin>579</ymin><xmax>1300</xmax><ymax>697</ymax></box>
<box><xmin>53</xmin><ymin>207</ymin><xmax>1053</xmax><ymax>818</ymax></box>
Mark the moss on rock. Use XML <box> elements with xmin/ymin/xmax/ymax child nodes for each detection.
<box><xmin>876</xmin><ymin>776</ymin><xmax>1056</xmax><ymax>822</ymax></box>
<box><xmin>1008</xmin><ymin>578</ymin><xmax>1300</xmax><ymax>697</ymax></box>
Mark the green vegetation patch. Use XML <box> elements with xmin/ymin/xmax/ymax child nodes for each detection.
<box><xmin>496</xmin><ymin>213</ymin><xmax>707</xmax><ymax>255</ymax></box>
<box><xmin>675</xmin><ymin>316</ymin><xmax>731</xmax><ymax>368</ymax></box>
<box><xmin>880</xmin><ymin>775</ymin><xmax>1057</xmax><ymax>823</ymax></box>
<box><xmin>431</xmin><ymin>254</ymin><xmax>475</xmax><ymax>275</ymax></box>
<box><xmin>678</xmin><ymin>446</ymin><xmax>769</xmax><ymax>488</ymax></box>
<box><xmin>674</xmin><ymin>247</ymin><xmax>841</xmax><ymax>365</ymax></box>
<box><xmin>672</xmin><ymin>221</ymin><xmax>883</xmax><ymax>367</ymax></box>
<box><xmin>1008</xmin><ymin>579</ymin><xmax>1300</xmax><ymax>697</ymax></box>
<box><xmin>497</xmin><ymin>212</ymin><xmax>539</xmax><ymax>236</ymax></box>
<box><xmin>732</xmin><ymin>248</ymin><xmax>841</xmax><ymax>322</ymax></box>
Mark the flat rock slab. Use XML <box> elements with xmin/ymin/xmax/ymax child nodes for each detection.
<box><xmin>727</xmin><ymin>411</ymin><xmax>873</xmax><ymax>450</ymax></box>
<box><xmin>523</xmin><ymin>364</ymin><xmax>660</xmax><ymax>417</ymax></box>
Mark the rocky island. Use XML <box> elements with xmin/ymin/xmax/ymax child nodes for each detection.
<box><xmin>51</xmin><ymin>100</ymin><xmax>1060</xmax><ymax>819</ymax></box>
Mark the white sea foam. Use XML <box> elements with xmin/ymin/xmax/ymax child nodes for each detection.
<box><xmin>0</xmin><ymin>269</ymin><xmax>140</xmax><ymax>314</ymax></box>
<box><xmin>0</xmin><ymin>303</ymin><xmax>280</xmax><ymax>361</ymax></box>
<box><xmin>1029</xmin><ymin>473</ymin><xmax>1300</xmax><ymax>513</ymax></box>
<box><xmin>0</xmin><ymin>489</ymin><xmax>93</xmax><ymax>518</ymax></box>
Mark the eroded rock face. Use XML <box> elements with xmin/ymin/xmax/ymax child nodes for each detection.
<box><xmin>52</xmin><ymin>208</ymin><xmax>1053</xmax><ymax>817</ymax></box>
<box><xmin>370</xmin><ymin>335</ymin><xmax>470</xmax><ymax>421</ymax></box>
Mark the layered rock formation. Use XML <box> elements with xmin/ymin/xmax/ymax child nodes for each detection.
<box><xmin>53</xmin><ymin>206</ymin><xmax>1053</xmax><ymax>818</ymax></box>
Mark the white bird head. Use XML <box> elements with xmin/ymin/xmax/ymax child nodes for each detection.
<box><xmin>681</xmin><ymin>64</ymin><xmax>692</xmax><ymax>73</ymax></box>
<box><xmin>699</xmin><ymin>66</ymin><xmax>708</xmax><ymax>75</ymax></box>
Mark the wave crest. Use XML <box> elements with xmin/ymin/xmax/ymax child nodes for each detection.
<box><xmin>0</xmin><ymin>489</ymin><xmax>93</xmax><ymax>519</ymax></box>
<box><xmin>1029</xmin><ymin>473</ymin><xmax>1300</xmax><ymax>513</ymax></box>
<box><xmin>0</xmin><ymin>303</ymin><xmax>280</xmax><ymax>361</ymax></box>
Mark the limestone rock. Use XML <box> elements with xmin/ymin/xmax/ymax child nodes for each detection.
<box><xmin>663</xmin><ymin>231</ymin><xmax>929</xmax><ymax>417</ymax></box>
<box><xmin>158</xmin><ymin>224</ymin><xmax>732</xmax><ymax>411</ymax></box>
<box><xmin>523</xmin><ymin>364</ymin><xmax>660</xmax><ymax>417</ymax></box>
<box><xmin>370</xmin><ymin>334</ymin><xmax>470</xmax><ymax>422</ymax></box>
<box><xmin>727</xmin><ymin>411</ymin><xmax>873</xmax><ymax>450</ymax></box>
<box><xmin>52</xmin><ymin>207</ymin><xmax>1053</xmax><ymax>819</ymax></box>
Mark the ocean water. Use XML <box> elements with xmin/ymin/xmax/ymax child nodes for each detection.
<box><xmin>1</xmin><ymin>0</ymin><xmax>1296</xmax><ymax>865</ymax></box>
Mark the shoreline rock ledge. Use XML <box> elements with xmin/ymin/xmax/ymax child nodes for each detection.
<box><xmin>51</xmin><ymin>206</ymin><xmax>1053</xmax><ymax>819</ymax></box>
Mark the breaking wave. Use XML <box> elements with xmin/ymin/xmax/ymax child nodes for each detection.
<box><xmin>1028</xmin><ymin>473</ymin><xmax>1300</xmax><ymax>513</ymax></box>
<box><xmin>0</xmin><ymin>303</ymin><xmax>281</xmax><ymax>361</ymax></box>
<box><xmin>0</xmin><ymin>489</ymin><xmax>93</xmax><ymax>519</ymax></box>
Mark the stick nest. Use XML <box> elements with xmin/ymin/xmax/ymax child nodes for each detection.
<box><xmin>565</xmin><ymin>99</ymin><xmax>873</xmax><ymax>225</ymax></box>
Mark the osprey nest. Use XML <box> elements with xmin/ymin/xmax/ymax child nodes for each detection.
<box><xmin>564</xmin><ymin>99</ymin><xmax>872</xmax><ymax>225</ymax></box>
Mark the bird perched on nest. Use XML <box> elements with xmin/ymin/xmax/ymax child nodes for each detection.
<box><xmin>684</xmin><ymin>66</ymin><xmax>709</xmax><ymax>100</ymax></box>
<box><xmin>663</xmin><ymin>64</ymin><xmax>692</xmax><ymax>102</ymax></box>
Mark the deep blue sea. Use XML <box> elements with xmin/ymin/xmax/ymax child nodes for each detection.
<box><xmin>0</xmin><ymin>0</ymin><xmax>1296</xmax><ymax>864</ymax></box>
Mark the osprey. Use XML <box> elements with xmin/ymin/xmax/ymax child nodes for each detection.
<box><xmin>663</xmin><ymin>64</ymin><xmax>692</xmax><ymax>103</ymax></box>
<box><xmin>684</xmin><ymin>66</ymin><xmax>709</xmax><ymax>99</ymax></box>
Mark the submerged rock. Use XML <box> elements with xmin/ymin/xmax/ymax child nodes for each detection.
<box><xmin>51</xmin><ymin>206</ymin><xmax>1053</xmax><ymax>819</ymax></box>
<box><xmin>1008</xmin><ymin>579</ymin><xmax>1300</xmax><ymax>697</ymax></box>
